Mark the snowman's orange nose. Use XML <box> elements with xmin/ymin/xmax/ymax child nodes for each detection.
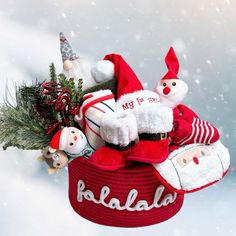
<box><xmin>163</xmin><ymin>87</ymin><xmax>171</xmax><ymax>95</ymax></box>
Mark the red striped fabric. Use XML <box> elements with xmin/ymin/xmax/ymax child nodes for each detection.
<box><xmin>180</xmin><ymin>117</ymin><xmax>219</xmax><ymax>145</ymax></box>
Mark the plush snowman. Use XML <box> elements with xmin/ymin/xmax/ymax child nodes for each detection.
<box><xmin>49</xmin><ymin>127</ymin><xmax>93</xmax><ymax>158</ymax></box>
<box><xmin>154</xmin><ymin>47</ymin><xmax>220</xmax><ymax>147</ymax></box>
<box><xmin>153</xmin><ymin>47</ymin><xmax>188</xmax><ymax>108</ymax></box>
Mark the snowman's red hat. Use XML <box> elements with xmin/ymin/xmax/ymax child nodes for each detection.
<box><xmin>49</xmin><ymin>128</ymin><xmax>68</xmax><ymax>152</ymax></box>
<box><xmin>103</xmin><ymin>54</ymin><xmax>144</xmax><ymax>99</ymax></box>
<box><xmin>162</xmin><ymin>47</ymin><xmax>179</xmax><ymax>80</ymax></box>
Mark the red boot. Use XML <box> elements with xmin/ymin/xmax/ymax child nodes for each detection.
<box><xmin>128</xmin><ymin>136</ymin><xmax>170</xmax><ymax>163</ymax></box>
<box><xmin>127</xmin><ymin>103</ymin><xmax>173</xmax><ymax>163</ymax></box>
<box><xmin>89</xmin><ymin>144</ymin><xmax>133</xmax><ymax>170</ymax></box>
<box><xmin>90</xmin><ymin>110</ymin><xmax>138</xmax><ymax>170</ymax></box>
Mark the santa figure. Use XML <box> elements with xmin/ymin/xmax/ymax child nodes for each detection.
<box><xmin>154</xmin><ymin>47</ymin><xmax>220</xmax><ymax>148</ymax></box>
<box><xmin>89</xmin><ymin>54</ymin><xmax>173</xmax><ymax>170</ymax></box>
<box><xmin>49</xmin><ymin>127</ymin><xmax>93</xmax><ymax>158</ymax></box>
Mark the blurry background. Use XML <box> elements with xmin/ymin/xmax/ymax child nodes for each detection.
<box><xmin>0</xmin><ymin>0</ymin><xmax>235</xmax><ymax>235</ymax></box>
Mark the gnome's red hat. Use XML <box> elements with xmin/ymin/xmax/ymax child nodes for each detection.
<box><xmin>103</xmin><ymin>54</ymin><xmax>144</xmax><ymax>99</ymax></box>
<box><xmin>162</xmin><ymin>47</ymin><xmax>179</xmax><ymax>80</ymax></box>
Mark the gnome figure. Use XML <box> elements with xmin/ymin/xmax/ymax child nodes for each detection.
<box><xmin>154</xmin><ymin>47</ymin><xmax>220</xmax><ymax>147</ymax></box>
<box><xmin>60</xmin><ymin>32</ymin><xmax>97</xmax><ymax>90</ymax></box>
<box><xmin>49</xmin><ymin>127</ymin><xmax>93</xmax><ymax>158</ymax></box>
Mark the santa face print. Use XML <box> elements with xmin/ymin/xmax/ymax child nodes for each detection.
<box><xmin>176</xmin><ymin>146</ymin><xmax>210</xmax><ymax>168</ymax></box>
<box><xmin>64</xmin><ymin>127</ymin><xmax>87</xmax><ymax>155</ymax></box>
<box><xmin>154</xmin><ymin>79</ymin><xmax>188</xmax><ymax>108</ymax></box>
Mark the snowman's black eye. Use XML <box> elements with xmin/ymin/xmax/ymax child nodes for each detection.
<box><xmin>172</xmin><ymin>82</ymin><xmax>176</xmax><ymax>86</ymax></box>
<box><xmin>69</xmin><ymin>142</ymin><xmax>74</xmax><ymax>146</ymax></box>
<box><xmin>71</xmin><ymin>131</ymin><xmax>75</xmax><ymax>134</ymax></box>
<box><xmin>163</xmin><ymin>82</ymin><xmax>167</xmax><ymax>87</ymax></box>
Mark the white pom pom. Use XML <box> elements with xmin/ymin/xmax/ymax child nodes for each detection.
<box><xmin>63</xmin><ymin>59</ymin><xmax>73</xmax><ymax>71</ymax></box>
<box><xmin>91</xmin><ymin>60</ymin><xmax>114</xmax><ymax>83</ymax></box>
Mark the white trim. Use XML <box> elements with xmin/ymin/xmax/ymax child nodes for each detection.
<box><xmin>203</xmin><ymin>120</ymin><xmax>210</xmax><ymax>144</ymax></box>
<box><xmin>208</xmin><ymin>124</ymin><xmax>215</xmax><ymax>144</ymax></box>
<box><xmin>193</xmin><ymin>118</ymin><xmax>200</xmax><ymax>143</ymax></box>
<box><xmin>59</xmin><ymin>127</ymin><xmax>68</xmax><ymax>150</ymax></box>
<box><xmin>181</xmin><ymin>117</ymin><xmax>196</xmax><ymax>145</ymax></box>
<box><xmin>198</xmin><ymin>120</ymin><xmax>204</xmax><ymax>143</ymax></box>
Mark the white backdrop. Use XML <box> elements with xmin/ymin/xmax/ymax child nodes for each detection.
<box><xmin>0</xmin><ymin>1</ymin><xmax>236</xmax><ymax>235</ymax></box>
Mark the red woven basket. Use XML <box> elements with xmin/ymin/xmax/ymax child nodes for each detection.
<box><xmin>68</xmin><ymin>158</ymin><xmax>184</xmax><ymax>227</ymax></box>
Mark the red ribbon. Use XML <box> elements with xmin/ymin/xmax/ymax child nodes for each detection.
<box><xmin>41</xmin><ymin>81</ymin><xmax>80</xmax><ymax>134</ymax></box>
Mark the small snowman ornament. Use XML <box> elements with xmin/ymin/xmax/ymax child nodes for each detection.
<box><xmin>154</xmin><ymin>47</ymin><xmax>188</xmax><ymax>108</ymax></box>
<box><xmin>49</xmin><ymin>127</ymin><xmax>93</xmax><ymax>158</ymax></box>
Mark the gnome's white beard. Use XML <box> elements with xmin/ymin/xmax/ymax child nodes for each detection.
<box><xmin>63</xmin><ymin>58</ymin><xmax>97</xmax><ymax>90</ymax></box>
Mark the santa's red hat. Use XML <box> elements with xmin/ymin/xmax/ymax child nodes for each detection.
<box><xmin>162</xmin><ymin>47</ymin><xmax>179</xmax><ymax>80</ymax></box>
<box><xmin>103</xmin><ymin>54</ymin><xmax>144</xmax><ymax>99</ymax></box>
<box><xmin>49</xmin><ymin>128</ymin><xmax>68</xmax><ymax>152</ymax></box>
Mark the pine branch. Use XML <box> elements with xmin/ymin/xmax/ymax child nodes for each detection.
<box><xmin>0</xmin><ymin>105</ymin><xmax>52</xmax><ymax>150</ymax></box>
<box><xmin>58</xmin><ymin>73</ymin><xmax>70</xmax><ymax>88</ymax></box>
<box><xmin>77</xmin><ymin>78</ymin><xmax>83</xmax><ymax>104</ymax></box>
<box><xmin>49</xmin><ymin>63</ymin><xmax>57</xmax><ymax>83</ymax></box>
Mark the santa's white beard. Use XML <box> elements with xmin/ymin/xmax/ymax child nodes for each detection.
<box><xmin>63</xmin><ymin>58</ymin><xmax>97</xmax><ymax>90</ymax></box>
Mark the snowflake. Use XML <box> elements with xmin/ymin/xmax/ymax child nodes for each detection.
<box><xmin>172</xmin><ymin>40</ymin><xmax>185</xmax><ymax>53</ymax></box>
<box><xmin>70</xmin><ymin>31</ymin><xmax>75</xmax><ymax>37</ymax></box>
<box><xmin>61</xmin><ymin>12</ymin><xmax>67</xmax><ymax>18</ymax></box>
<box><xmin>215</xmin><ymin>7</ymin><xmax>221</xmax><ymax>13</ymax></box>
<box><xmin>135</xmin><ymin>33</ymin><xmax>142</xmax><ymax>41</ymax></box>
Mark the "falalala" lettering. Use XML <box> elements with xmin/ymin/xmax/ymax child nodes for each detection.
<box><xmin>77</xmin><ymin>180</ymin><xmax>177</xmax><ymax>211</ymax></box>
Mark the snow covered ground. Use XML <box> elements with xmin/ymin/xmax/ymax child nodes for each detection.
<box><xmin>0</xmin><ymin>1</ymin><xmax>236</xmax><ymax>235</ymax></box>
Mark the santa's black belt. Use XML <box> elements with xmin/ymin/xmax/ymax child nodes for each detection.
<box><xmin>139</xmin><ymin>133</ymin><xmax>168</xmax><ymax>141</ymax></box>
<box><xmin>105</xmin><ymin>141</ymin><xmax>136</xmax><ymax>151</ymax></box>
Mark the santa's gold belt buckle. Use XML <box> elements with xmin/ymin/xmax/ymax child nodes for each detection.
<box><xmin>160</xmin><ymin>133</ymin><xmax>168</xmax><ymax>140</ymax></box>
